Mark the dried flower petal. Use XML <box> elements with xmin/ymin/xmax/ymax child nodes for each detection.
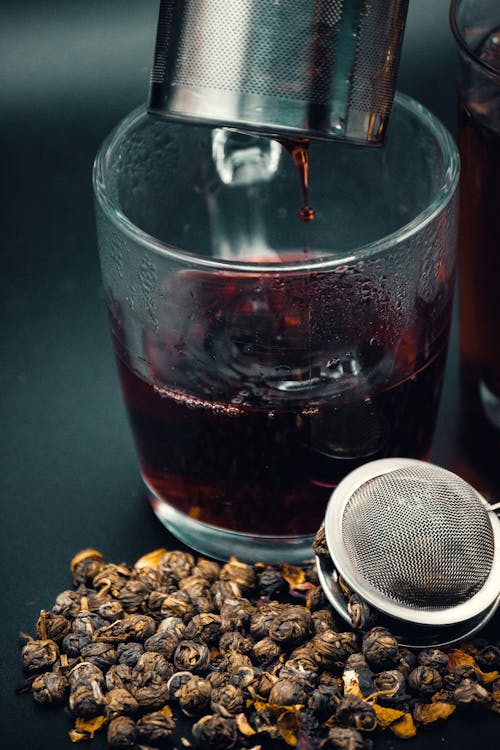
<box><xmin>413</xmin><ymin>701</ymin><xmax>456</xmax><ymax>724</ymax></box>
<box><xmin>389</xmin><ymin>713</ymin><xmax>417</xmax><ymax>739</ymax></box>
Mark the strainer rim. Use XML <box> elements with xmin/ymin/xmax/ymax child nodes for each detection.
<box><xmin>323</xmin><ymin>458</ymin><xmax>500</xmax><ymax>625</ymax></box>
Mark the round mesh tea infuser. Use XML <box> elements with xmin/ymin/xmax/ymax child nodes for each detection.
<box><xmin>316</xmin><ymin>458</ymin><xmax>500</xmax><ymax>648</ymax></box>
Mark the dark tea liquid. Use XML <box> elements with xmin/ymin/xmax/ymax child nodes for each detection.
<box><xmin>112</xmin><ymin>266</ymin><xmax>451</xmax><ymax>536</ymax></box>
<box><xmin>458</xmin><ymin>27</ymin><xmax>500</xmax><ymax>462</ymax></box>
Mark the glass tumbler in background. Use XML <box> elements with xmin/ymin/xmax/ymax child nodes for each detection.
<box><xmin>451</xmin><ymin>0</ymin><xmax>500</xmax><ymax>469</ymax></box>
<box><xmin>93</xmin><ymin>94</ymin><xmax>458</xmax><ymax>563</ymax></box>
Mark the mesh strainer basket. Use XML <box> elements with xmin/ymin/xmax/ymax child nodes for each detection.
<box><xmin>316</xmin><ymin>458</ymin><xmax>500</xmax><ymax>647</ymax></box>
<box><xmin>149</xmin><ymin>0</ymin><xmax>409</xmax><ymax>145</ymax></box>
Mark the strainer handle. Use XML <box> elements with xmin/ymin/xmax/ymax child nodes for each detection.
<box><xmin>489</xmin><ymin>502</ymin><xmax>500</xmax><ymax>515</ymax></box>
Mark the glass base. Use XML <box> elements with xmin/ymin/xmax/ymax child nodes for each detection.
<box><xmin>148</xmin><ymin>488</ymin><xmax>315</xmax><ymax>565</ymax></box>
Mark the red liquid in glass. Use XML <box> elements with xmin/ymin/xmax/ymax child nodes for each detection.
<box><xmin>458</xmin><ymin>28</ymin><xmax>500</xmax><ymax>463</ymax></box>
<box><xmin>112</xmin><ymin>268</ymin><xmax>451</xmax><ymax>536</ymax></box>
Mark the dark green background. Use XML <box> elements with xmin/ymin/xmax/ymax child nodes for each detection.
<box><xmin>0</xmin><ymin>1</ymin><xmax>498</xmax><ymax>748</ymax></box>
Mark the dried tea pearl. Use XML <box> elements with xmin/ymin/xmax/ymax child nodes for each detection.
<box><xmin>136</xmin><ymin>710</ymin><xmax>175</xmax><ymax>744</ymax></box>
<box><xmin>31</xmin><ymin>671</ymin><xmax>68</xmax><ymax>704</ymax></box>
<box><xmin>218</xmin><ymin>631</ymin><xmax>254</xmax><ymax>655</ymax></box>
<box><xmin>210</xmin><ymin>683</ymin><xmax>245</xmax><ymax>717</ymax></box>
<box><xmin>35</xmin><ymin>611</ymin><xmax>71</xmax><ymax>642</ymax></box>
<box><xmin>107</xmin><ymin>716</ymin><xmax>136</xmax><ymax>748</ymax></box>
<box><xmin>220</xmin><ymin>557</ymin><xmax>256</xmax><ymax>593</ymax></box>
<box><xmin>133</xmin><ymin>565</ymin><xmax>162</xmax><ymax>591</ymax></box>
<box><xmin>452</xmin><ymin>664</ymin><xmax>477</xmax><ymax>681</ymax></box>
<box><xmin>62</xmin><ymin>632</ymin><xmax>91</xmax><ymax>658</ymax></box>
<box><xmin>157</xmin><ymin>616</ymin><xmax>186</xmax><ymax>640</ymax></box>
<box><xmin>220</xmin><ymin>598</ymin><xmax>256</xmax><ymax>632</ymax></box>
<box><xmin>219</xmin><ymin>651</ymin><xmax>253</xmax><ymax>675</ymax></box>
<box><xmin>269</xmin><ymin>678</ymin><xmax>308</xmax><ymax>706</ymax></box>
<box><xmin>249</xmin><ymin>602</ymin><xmax>283</xmax><ymax>639</ymax></box>
<box><xmin>179</xmin><ymin>575</ymin><xmax>211</xmax><ymax>599</ymax></box>
<box><xmin>52</xmin><ymin>590</ymin><xmax>81</xmax><ymax>618</ymax></box>
<box><xmin>257</xmin><ymin>566</ymin><xmax>285</xmax><ymax>598</ymax></box>
<box><xmin>72</xmin><ymin>612</ymin><xmax>106</xmax><ymax>637</ymax></box>
<box><xmin>212</xmin><ymin>579</ymin><xmax>242</xmax><ymax>609</ymax></box>
<box><xmin>105</xmin><ymin>688</ymin><xmax>139</xmax><ymax>718</ymax></box>
<box><xmin>344</xmin><ymin>654</ymin><xmax>376</xmax><ymax>697</ymax></box>
<box><xmin>132</xmin><ymin>675</ymin><xmax>171</xmax><ymax>710</ymax></box>
<box><xmin>397</xmin><ymin>647</ymin><xmax>417</xmax><ymax>676</ymax></box>
<box><xmin>184</xmin><ymin>613</ymin><xmax>222</xmax><ymax>644</ymax></box>
<box><xmin>144</xmin><ymin>631</ymin><xmax>178</xmax><ymax>661</ymax></box>
<box><xmin>269</xmin><ymin>607</ymin><xmax>312</xmax><ymax>647</ymax></box>
<box><xmin>228</xmin><ymin>665</ymin><xmax>256</xmax><ymax>692</ymax></box>
<box><xmin>453</xmin><ymin>678</ymin><xmax>491</xmax><ymax>705</ymax></box>
<box><xmin>362</xmin><ymin>627</ymin><xmax>399</xmax><ymax>670</ymax></box>
<box><xmin>192</xmin><ymin>714</ymin><xmax>237</xmax><ymax>749</ymax></box>
<box><xmin>70</xmin><ymin>549</ymin><xmax>104</xmax><ymax>586</ymax></box>
<box><xmin>312</xmin><ymin>526</ymin><xmax>329</xmax><ymax>560</ymax></box>
<box><xmin>179</xmin><ymin>676</ymin><xmax>212</xmax><ymax>716</ymax></box>
<box><xmin>408</xmin><ymin>665</ymin><xmax>442</xmax><ymax>696</ymax></box>
<box><xmin>93</xmin><ymin>564</ymin><xmax>131</xmax><ymax>598</ymax></box>
<box><xmin>133</xmin><ymin>652</ymin><xmax>173</xmax><ymax>683</ymax></box>
<box><xmin>312</xmin><ymin>609</ymin><xmax>336</xmax><ymax>635</ymax></box>
<box><xmin>326</xmin><ymin>726</ymin><xmax>366</xmax><ymax>750</ymax></box>
<box><xmin>347</xmin><ymin>594</ymin><xmax>375</xmax><ymax>631</ymax></box>
<box><xmin>22</xmin><ymin>638</ymin><xmax>59</xmax><ymax>674</ymax></box>
<box><xmin>308</xmin><ymin>684</ymin><xmax>341</xmax><ymax>719</ymax></box>
<box><xmin>160</xmin><ymin>591</ymin><xmax>195</xmax><ymax>621</ymax></box>
<box><xmin>116</xmin><ymin>642</ymin><xmax>144</xmax><ymax>667</ymax></box>
<box><xmin>69</xmin><ymin>680</ymin><xmax>105</xmax><ymax>717</ymax></box>
<box><xmin>252</xmin><ymin>637</ymin><xmax>282</xmax><ymax>664</ymax></box>
<box><xmin>167</xmin><ymin>670</ymin><xmax>195</xmax><ymax>700</ymax></box>
<box><xmin>174</xmin><ymin>640</ymin><xmax>210</xmax><ymax>674</ymax></box>
<box><xmin>208</xmin><ymin>672</ymin><xmax>231</xmax><ymax>690</ymax></box>
<box><xmin>117</xmin><ymin>580</ymin><xmax>150</xmax><ymax>613</ymax></box>
<box><xmin>79</xmin><ymin>642</ymin><xmax>115</xmax><ymax>671</ymax></box>
<box><xmin>98</xmin><ymin>600</ymin><xmax>124</xmax><ymax>622</ymax></box>
<box><xmin>313</xmin><ymin>631</ymin><xmax>358</xmax><ymax>671</ymax></box>
<box><xmin>417</xmin><ymin>648</ymin><xmax>449</xmax><ymax>676</ymax></box>
<box><xmin>158</xmin><ymin>550</ymin><xmax>195</xmax><ymax>581</ymax></box>
<box><xmin>373</xmin><ymin>669</ymin><xmax>406</xmax><ymax>699</ymax></box>
<box><xmin>147</xmin><ymin>591</ymin><xmax>170</xmax><ymax>617</ymax></box>
<box><xmin>306</xmin><ymin>585</ymin><xmax>329</xmax><ymax>612</ymax></box>
<box><xmin>96</xmin><ymin>614</ymin><xmax>156</xmax><ymax>643</ymax></box>
<box><xmin>68</xmin><ymin>661</ymin><xmax>105</xmax><ymax>688</ymax></box>
<box><xmin>475</xmin><ymin>645</ymin><xmax>500</xmax><ymax>672</ymax></box>
<box><xmin>193</xmin><ymin>558</ymin><xmax>221</xmax><ymax>584</ymax></box>
<box><xmin>256</xmin><ymin>671</ymin><xmax>278</xmax><ymax>698</ymax></box>
<box><xmin>335</xmin><ymin>695</ymin><xmax>377</xmax><ymax>732</ymax></box>
<box><xmin>106</xmin><ymin>664</ymin><xmax>132</xmax><ymax>691</ymax></box>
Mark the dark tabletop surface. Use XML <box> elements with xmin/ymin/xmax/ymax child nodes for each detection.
<box><xmin>0</xmin><ymin>1</ymin><xmax>498</xmax><ymax>748</ymax></box>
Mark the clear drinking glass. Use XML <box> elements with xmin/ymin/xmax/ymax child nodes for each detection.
<box><xmin>93</xmin><ymin>93</ymin><xmax>459</xmax><ymax>563</ymax></box>
<box><xmin>451</xmin><ymin>0</ymin><xmax>500</xmax><ymax>469</ymax></box>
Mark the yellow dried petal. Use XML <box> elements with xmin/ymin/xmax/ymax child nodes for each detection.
<box><xmin>343</xmin><ymin>669</ymin><xmax>364</xmax><ymax>698</ymax></box>
<box><xmin>236</xmin><ymin>713</ymin><xmax>256</xmax><ymax>736</ymax></box>
<box><xmin>390</xmin><ymin>713</ymin><xmax>417</xmax><ymax>739</ymax></box>
<box><xmin>277</xmin><ymin>709</ymin><xmax>301</xmax><ymax>747</ymax></box>
<box><xmin>447</xmin><ymin>649</ymin><xmax>475</xmax><ymax>671</ymax></box>
<box><xmin>134</xmin><ymin>548</ymin><xmax>168</xmax><ymax>570</ymax></box>
<box><xmin>413</xmin><ymin>702</ymin><xmax>456</xmax><ymax>725</ymax></box>
<box><xmin>279</xmin><ymin>563</ymin><xmax>306</xmax><ymax>587</ymax></box>
<box><xmin>373</xmin><ymin>704</ymin><xmax>405</xmax><ymax>727</ymax></box>
<box><xmin>479</xmin><ymin>670</ymin><xmax>500</xmax><ymax>685</ymax></box>
<box><xmin>157</xmin><ymin>705</ymin><xmax>173</xmax><ymax>717</ymax></box>
<box><xmin>253</xmin><ymin>700</ymin><xmax>270</xmax><ymax>712</ymax></box>
<box><xmin>75</xmin><ymin>715</ymin><xmax>106</xmax><ymax>738</ymax></box>
<box><xmin>70</xmin><ymin>549</ymin><xmax>104</xmax><ymax>572</ymax></box>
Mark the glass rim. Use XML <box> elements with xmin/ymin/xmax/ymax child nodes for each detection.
<box><xmin>450</xmin><ymin>0</ymin><xmax>500</xmax><ymax>81</ymax></box>
<box><xmin>93</xmin><ymin>93</ymin><xmax>459</xmax><ymax>274</ymax></box>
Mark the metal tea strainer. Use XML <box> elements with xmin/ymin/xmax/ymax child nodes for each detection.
<box><xmin>149</xmin><ymin>0</ymin><xmax>409</xmax><ymax>145</ymax></box>
<box><xmin>316</xmin><ymin>458</ymin><xmax>500</xmax><ymax>648</ymax></box>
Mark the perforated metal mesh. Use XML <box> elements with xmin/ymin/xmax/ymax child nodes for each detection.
<box><xmin>341</xmin><ymin>465</ymin><xmax>495</xmax><ymax>610</ymax></box>
<box><xmin>152</xmin><ymin>0</ymin><xmax>406</xmax><ymax>109</ymax></box>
